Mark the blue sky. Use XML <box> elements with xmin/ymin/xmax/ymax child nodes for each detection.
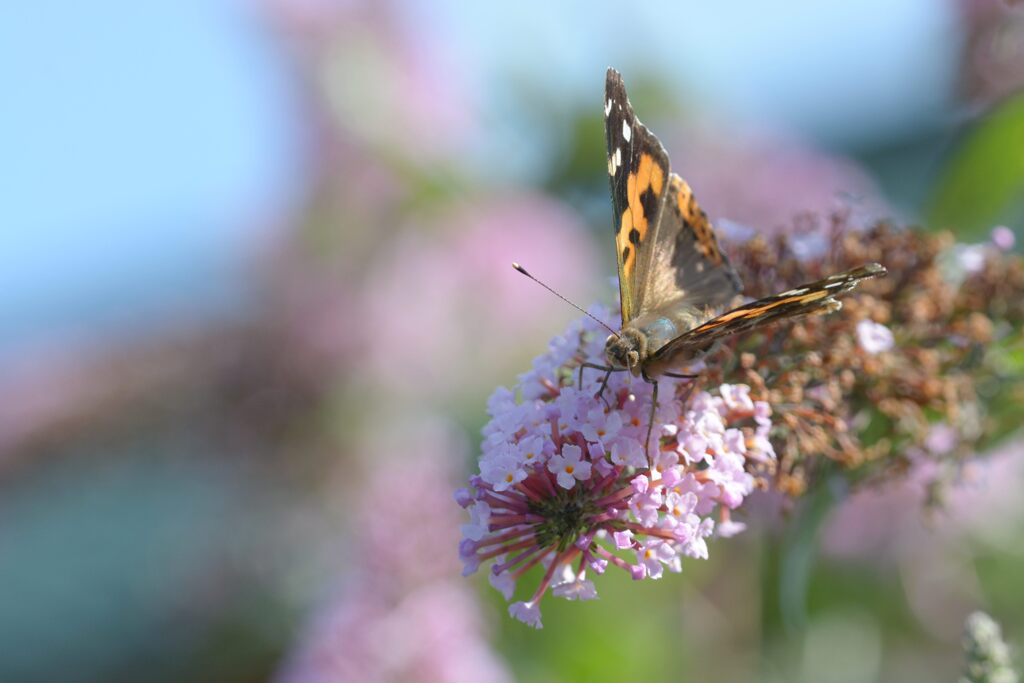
<box><xmin>0</xmin><ymin>1</ymin><xmax>305</xmax><ymax>359</ymax></box>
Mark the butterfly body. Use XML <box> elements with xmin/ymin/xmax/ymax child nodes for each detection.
<box><xmin>605</xmin><ymin>307</ymin><xmax>713</xmax><ymax>378</ymax></box>
<box><xmin>602</xmin><ymin>67</ymin><xmax>886</xmax><ymax>385</ymax></box>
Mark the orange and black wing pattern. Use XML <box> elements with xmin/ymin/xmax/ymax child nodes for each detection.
<box><xmin>650</xmin><ymin>263</ymin><xmax>887</xmax><ymax>363</ymax></box>
<box><xmin>638</xmin><ymin>173</ymin><xmax>743</xmax><ymax>315</ymax></box>
<box><xmin>605</xmin><ymin>68</ymin><xmax>670</xmax><ymax>326</ymax></box>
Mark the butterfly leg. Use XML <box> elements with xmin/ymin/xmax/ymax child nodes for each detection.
<box><xmin>636</xmin><ymin>371</ymin><xmax>701</xmax><ymax>466</ymax></box>
<box><xmin>578</xmin><ymin>362</ymin><xmax>609</xmax><ymax>390</ymax></box>
<box><xmin>578</xmin><ymin>362</ymin><xmax>626</xmax><ymax>407</ymax></box>
<box><xmin>594</xmin><ymin>369</ymin><xmax>614</xmax><ymax>408</ymax></box>
<box><xmin>662</xmin><ymin>371</ymin><xmax>699</xmax><ymax>380</ymax></box>
<box><xmin>676</xmin><ymin>374</ymin><xmax>699</xmax><ymax>407</ymax></box>
<box><xmin>641</xmin><ymin>371</ymin><xmax>659</xmax><ymax>468</ymax></box>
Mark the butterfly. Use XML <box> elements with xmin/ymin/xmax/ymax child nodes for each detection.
<box><xmin>599</xmin><ymin>68</ymin><xmax>886</xmax><ymax>452</ymax></box>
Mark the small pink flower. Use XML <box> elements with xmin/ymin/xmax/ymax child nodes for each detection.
<box><xmin>613</xmin><ymin>530</ymin><xmax>635</xmax><ymax>549</ymax></box>
<box><xmin>992</xmin><ymin>225</ymin><xmax>1016</xmax><ymax>251</ymax></box>
<box><xmin>683</xmin><ymin>517</ymin><xmax>715</xmax><ymax>559</ymax></box>
<box><xmin>547</xmin><ymin>444</ymin><xmax>593</xmax><ymax>489</ymax></box>
<box><xmin>925</xmin><ymin>423</ymin><xmax>958</xmax><ymax>455</ymax></box>
<box><xmin>489</xmin><ymin>569</ymin><xmax>515</xmax><ymax>600</ymax></box>
<box><xmin>719</xmin><ymin>383</ymin><xmax>755</xmax><ymax>412</ymax></box>
<box><xmin>581</xmin><ymin>409</ymin><xmax>623</xmax><ymax>449</ymax></box>
<box><xmin>636</xmin><ymin>541</ymin><xmax>677</xmax><ymax>579</ymax></box>
<box><xmin>856</xmin><ymin>319</ymin><xmax>895</xmax><ymax>354</ymax></box>
<box><xmin>665</xmin><ymin>490</ymin><xmax>700</xmax><ymax>524</ymax></box>
<box><xmin>516</xmin><ymin>435</ymin><xmax>547</xmax><ymax>466</ymax></box>
<box><xmin>670</xmin><ymin>472</ymin><xmax>720</xmax><ymax>516</ymax></box>
<box><xmin>610</xmin><ymin>438</ymin><xmax>646</xmax><ymax>468</ymax></box>
<box><xmin>717</xmin><ymin>519</ymin><xmax>748</xmax><ymax>538</ymax></box>
<box><xmin>551</xmin><ymin>565</ymin><xmax>598</xmax><ymax>601</ymax></box>
<box><xmin>958</xmin><ymin>245</ymin><xmax>987</xmax><ymax>274</ymax></box>
<box><xmin>508</xmin><ymin>601</ymin><xmax>542</xmax><ymax>628</ymax></box>
<box><xmin>460</xmin><ymin>501</ymin><xmax>491</xmax><ymax>542</ymax></box>
<box><xmin>706</xmin><ymin>450</ymin><xmax>755</xmax><ymax>509</ymax></box>
<box><xmin>480</xmin><ymin>451</ymin><xmax>527</xmax><ymax>492</ymax></box>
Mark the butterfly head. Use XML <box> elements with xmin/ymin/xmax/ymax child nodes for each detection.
<box><xmin>604</xmin><ymin>328</ymin><xmax>647</xmax><ymax>376</ymax></box>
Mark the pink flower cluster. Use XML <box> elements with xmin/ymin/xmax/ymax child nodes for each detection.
<box><xmin>456</xmin><ymin>308</ymin><xmax>775</xmax><ymax>628</ymax></box>
<box><xmin>279</xmin><ymin>423</ymin><xmax>513</xmax><ymax>683</ymax></box>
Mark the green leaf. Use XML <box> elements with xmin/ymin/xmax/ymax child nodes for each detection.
<box><xmin>927</xmin><ymin>94</ymin><xmax>1024</xmax><ymax>241</ymax></box>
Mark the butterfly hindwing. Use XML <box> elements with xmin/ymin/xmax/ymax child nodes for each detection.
<box><xmin>605</xmin><ymin>68</ymin><xmax>670</xmax><ymax>326</ymax></box>
<box><xmin>637</xmin><ymin>173</ymin><xmax>743</xmax><ymax>315</ymax></box>
<box><xmin>650</xmin><ymin>263</ymin><xmax>887</xmax><ymax>364</ymax></box>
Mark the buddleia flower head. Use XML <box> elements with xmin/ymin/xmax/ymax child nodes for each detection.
<box><xmin>456</xmin><ymin>306</ymin><xmax>775</xmax><ymax>628</ymax></box>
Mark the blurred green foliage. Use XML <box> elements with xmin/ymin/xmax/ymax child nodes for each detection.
<box><xmin>928</xmin><ymin>93</ymin><xmax>1024</xmax><ymax>241</ymax></box>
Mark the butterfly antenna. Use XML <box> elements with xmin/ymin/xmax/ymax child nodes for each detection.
<box><xmin>512</xmin><ymin>262</ymin><xmax>619</xmax><ymax>337</ymax></box>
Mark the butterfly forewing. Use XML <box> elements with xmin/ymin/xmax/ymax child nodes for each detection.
<box><xmin>604</xmin><ymin>68</ymin><xmax>671</xmax><ymax>326</ymax></box>
<box><xmin>638</xmin><ymin>173</ymin><xmax>743</xmax><ymax>315</ymax></box>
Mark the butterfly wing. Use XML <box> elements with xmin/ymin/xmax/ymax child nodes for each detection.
<box><xmin>605</xmin><ymin>68</ymin><xmax>671</xmax><ymax>326</ymax></box>
<box><xmin>606</xmin><ymin>69</ymin><xmax>741</xmax><ymax>326</ymax></box>
<box><xmin>638</xmin><ymin>173</ymin><xmax>743</xmax><ymax>314</ymax></box>
<box><xmin>649</xmin><ymin>263</ymin><xmax>887</xmax><ymax>366</ymax></box>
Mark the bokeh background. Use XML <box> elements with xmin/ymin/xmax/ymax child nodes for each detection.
<box><xmin>2</xmin><ymin>1</ymin><xmax>1023</xmax><ymax>681</ymax></box>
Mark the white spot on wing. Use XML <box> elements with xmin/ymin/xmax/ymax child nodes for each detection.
<box><xmin>622</xmin><ymin>120</ymin><xmax>631</xmax><ymax>142</ymax></box>
<box><xmin>824</xmin><ymin>281</ymin><xmax>845</xmax><ymax>288</ymax></box>
<box><xmin>781</xmin><ymin>288</ymin><xmax>809</xmax><ymax>297</ymax></box>
<box><xmin>608</xmin><ymin>147</ymin><xmax>623</xmax><ymax>176</ymax></box>
<box><xmin>605</xmin><ymin>99</ymin><xmax>613</xmax><ymax>116</ymax></box>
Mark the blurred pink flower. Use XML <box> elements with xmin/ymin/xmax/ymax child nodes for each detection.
<box><xmin>991</xmin><ymin>225</ymin><xmax>1016</xmax><ymax>251</ymax></box>
<box><xmin>277</xmin><ymin>419</ymin><xmax>511</xmax><ymax>683</ymax></box>
<box><xmin>925</xmin><ymin>423</ymin><xmax>960</xmax><ymax>455</ymax></box>
<box><xmin>267</xmin><ymin>0</ymin><xmax>476</xmax><ymax>162</ymax></box>
<box><xmin>663</xmin><ymin>125</ymin><xmax>889</xmax><ymax>234</ymax></box>
<box><xmin>959</xmin><ymin>0</ymin><xmax>1024</xmax><ymax>103</ymax></box>
<box><xmin>822</xmin><ymin>441</ymin><xmax>1024</xmax><ymax>638</ymax></box>
<box><xmin>279</xmin><ymin>582</ymin><xmax>511</xmax><ymax>683</ymax></box>
<box><xmin>824</xmin><ymin>444</ymin><xmax>1024</xmax><ymax>560</ymax></box>
<box><xmin>358</xmin><ymin>194</ymin><xmax>598</xmax><ymax>399</ymax></box>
